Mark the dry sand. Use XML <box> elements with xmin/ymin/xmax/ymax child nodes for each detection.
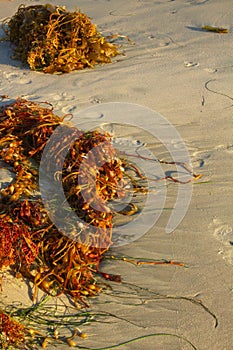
<box><xmin>0</xmin><ymin>0</ymin><xmax>233</xmax><ymax>349</ymax></box>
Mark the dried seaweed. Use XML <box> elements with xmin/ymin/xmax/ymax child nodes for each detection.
<box><xmin>202</xmin><ymin>25</ymin><xmax>228</xmax><ymax>33</ymax></box>
<box><xmin>3</xmin><ymin>4</ymin><xmax>121</xmax><ymax>73</ymax></box>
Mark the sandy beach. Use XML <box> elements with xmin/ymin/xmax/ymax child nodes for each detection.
<box><xmin>0</xmin><ymin>0</ymin><xmax>232</xmax><ymax>349</ymax></box>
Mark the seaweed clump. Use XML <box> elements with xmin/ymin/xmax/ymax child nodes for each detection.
<box><xmin>3</xmin><ymin>4</ymin><xmax>120</xmax><ymax>73</ymax></box>
<box><xmin>0</xmin><ymin>98</ymin><xmax>144</xmax><ymax>307</ymax></box>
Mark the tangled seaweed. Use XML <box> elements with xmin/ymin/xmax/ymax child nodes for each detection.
<box><xmin>3</xmin><ymin>4</ymin><xmax>120</xmax><ymax>73</ymax></box>
<box><xmin>0</xmin><ymin>98</ymin><xmax>132</xmax><ymax>307</ymax></box>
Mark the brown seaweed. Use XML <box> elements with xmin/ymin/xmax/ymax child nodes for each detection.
<box><xmin>0</xmin><ymin>98</ymin><xmax>146</xmax><ymax>308</ymax></box>
<box><xmin>201</xmin><ymin>25</ymin><xmax>228</xmax><ymax>33</ymax></box>
<box><xmin>3</xmin><ymin>4</ymin><xmax>121</xmax><ymax>73</ymax></box>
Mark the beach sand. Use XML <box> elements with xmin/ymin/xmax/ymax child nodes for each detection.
<box><xmin>0</xmin><ymin>0</ymin><xmax>232</xmax><ymax>349</ymax></box>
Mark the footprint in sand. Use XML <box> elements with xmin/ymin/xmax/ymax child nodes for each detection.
<box><xmin>204</xmin><ymin>68</ymin><xmax>217</xmax><ymax>73</ymax></box>
<box><xmin>2</xmin><ymin>71</ymin><xmax>32</xmax><ymax>84</ymax></box>
<box><xmin>210</xmin><ymin>218</ymin><xmax>233</xmax><ymax>265</ymax></box>
<box><xmin>184</xmin><ymin>61</ymin><xmax>199</xmax><ymax>68</ymax></box>
<box><xmin>226</xmin><ymin>144</ymin><xmax>233</xmax><ymax>154</ymax></box>
<box><xmin>214</xmin><ymin>144</ymin><xmax>233</xmax><ymax>154</ymax></box>
<box><xmin>45</xmin><ymin>92</ymin><xmax>77</xmax><ymax>113</ymax></box>
<box><xmin>62</xmin><ymin>105</ymin><xmax>78</xmax><ymax>114</ymax></box>
<box><xmin>89</xmin><ymin>96</ymin><xmax>104</xmax><ymax>104</ymax></box>
<box><xmin>192</xmin><ymin>149</ymin><xmax>211</xmax><ymax>168</ymax></box>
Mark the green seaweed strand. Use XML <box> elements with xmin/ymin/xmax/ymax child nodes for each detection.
<box><xmin>77</xmin><ymin>332</ymin><xmax>198</xmax><ymax>350</ymax></box>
